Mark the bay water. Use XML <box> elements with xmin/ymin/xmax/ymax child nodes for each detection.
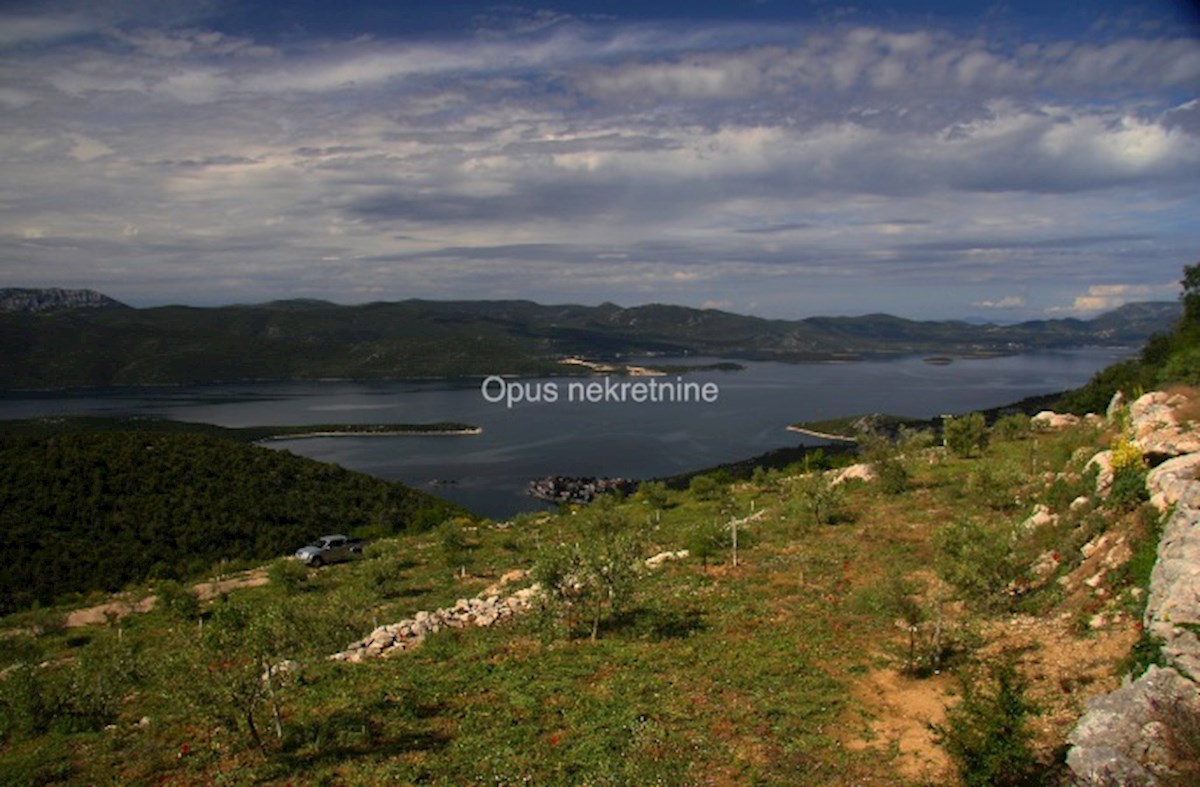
<box><xmin>0</xmin><ymin>349</ymin><xmax>1127</xmax><ymax>518</ymax></box>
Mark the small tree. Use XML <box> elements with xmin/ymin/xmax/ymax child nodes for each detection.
<box><xmin>991</xmin><ymin>413</ymin><xmax>1030</xmax><ymax>443</ymax></box>
<box><xmin>688</xmin><ymin>473</ymin><xmax>725</xmax><ymax>503</ymax></box>
<box><xmin>636</xmin><ymin>480</ymin><xmax>670</xmax><ymax>522</ymax></box>
<box><xmin>533</xmin><ymin>502</ymin><xmax>642</xmax><ymax>641</ymax></box>
<box><xmin>155</xmin><ymin>579</ymin><xmax>200</xmax><ymax>620</ymax></box>
<box><xmin>687</xmin><ymin>518</ymin><xmax>727</xmax><ymax>569</ymax></box>
<box><xmin>437</xmin><ymin>517</ymin><xmax>471</xmax><ymax>578</ymax></box>
<box><xmin>795</xmin><ymin>471</ymin><xmax>846</xmax><ymax>526</ymax></box>
<box><xmin>933</xmin><ymin>517</ymin><xmax>1018</xmax><ymax>610</ymax></box>
<box><xmin>861</xmin><ymin>435</ymin><xmax>909</xmax><ymax>495</ymax></box>
<box><xmin>161</xmin><ymin>596</ymin><xmax>300</xmax><ymax>756</ymax></box>
<box><xmin>944</xmin><ymin>412</ymin><xmax>988</xmax><ymax>457</ymax></box>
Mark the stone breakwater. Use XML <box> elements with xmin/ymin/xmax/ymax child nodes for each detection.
<box><xmin>330</xmin><ymin>585</ymin><xmax>542</xmax><ymax>663</ymax></box>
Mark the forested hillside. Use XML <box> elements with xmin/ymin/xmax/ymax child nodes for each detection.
<box><xmin>0</xmin><ymin>431</ymin><xmax>465</xmax><ymax>612</ymax></box>
<box><xmin>0</xmin><ymin>296</ymin><xmax>1179</xmax><ymax>387</ymax></box>
<box><xmin>1057</xmin><ymin>264</ymin><xmax>1200</xmax><ymax>413</ymax></box>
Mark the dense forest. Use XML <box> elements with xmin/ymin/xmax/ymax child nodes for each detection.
<box><xmin>0</xmin><ymin>430</ymin><xmax>466</xmax><ymax>613</ymax></box>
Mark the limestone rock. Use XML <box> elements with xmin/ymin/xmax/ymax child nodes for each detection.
<box><xmin>1067</xmin><ymin>665</ymin><xmax>1200</xmax><ymax>786</ymax></box>
<box><xmin>1020</xmin><ymin>503</ymin><xmax>1057</xmax><ymax>532</ymax></box>
<box><xmin>1086</xmin><ymin>450</ymin><xmax>1114</xmax><ymax>497</ymax></box>
<box><xmin>1130</xmin><ymin>391</ymin><xmax>1200</xmax><ymax>462</ymax></box>
<box><xmin>831</xmin><ymin>463</ymin><xmax>874</xmax><ymax>486</ymax></box>
<box><xmin>1146</xmin><ymin>453</ymin><xmax>1200</xmax><ymax>513</ymax></box>
<box><xmin>329</xmin><ymin>581</ymin><xmax>546</xmax><ymax>662</ymax></box>
<box><xmin>1144</xmin><ymin>483</ymin><xmax>1200</xmax><ymax>679</ymax></box>
<box><xmin>1032</xmin><ymin>410</ymin><xmax>1080</xmax><ymax>430</ymax></box>
<box><xmin>645</xmin><ymin>549</ymin><xmax>689</xmax><ymax>568</ymax></box>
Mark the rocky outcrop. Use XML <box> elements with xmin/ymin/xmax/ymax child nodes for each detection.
<box><xmin>1130</xmin><ymin>391</ymin><xmax>1200</xmax><ymax>463</ymax></box>
<box><xmin>1143</xmin><ymin>483</ymin><xmax>1200</xmax><ymax>679</ymax></box>
<box><xmin>1068</xmin><ymin>390</ymin><xmax>1200</xmax><ymax>785</ymax></box>
<box><xmin>330</xmin><ymin>585</ymin><xmax>541</xmax><ymax>663</ymax></box>
<box><xmin>1066</xmin><ymin>665</ymin><xmax>1200</xmax><ymax>786</ymax></box>
<box><xmin>0</xmin><ymin>287</ymin><xmax>128</xmax><ymax>313</ymax></box>
<box><xmin>1069</xmin><ymin>522</ymin><xmax>1200</xmax><ymax>782</ymax></box>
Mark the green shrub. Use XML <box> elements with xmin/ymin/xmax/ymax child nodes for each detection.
<box><xmin>966</xmin><ymin>465</ymin><xmax>1021</xmax><ymax>512</ymax></box>
<box><xmin>991</xmin><ymin>413</ymin><xmax>1030</xmax><ymax>442</ymax></box>
<box><xmin>944</xmin><ymin>412</ymin><xmax>989</xmax><ymax>457</ymax></box>
<box><xmin>155</xmin><ymin>579</ymin><xmax>200</xmax><ymax>620</ymax></box>
<box><xmin>937</xmin><ymin>659</ymin><xmax>1039</xmax><ymax>787</ymax></box>
<box><xmin>269</xmin><ymin>558</ymin><xmax>312</xmax><ymax>594</ymax></box>
<box><xmin>875</xmin><ymin>455</ymin><xmax>910</xmax><ymax>495</ymax></box>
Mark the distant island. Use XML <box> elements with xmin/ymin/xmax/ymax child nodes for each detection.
<box><xmin>0</xmin><ymin>288</ymin><xmax>1177</xmax><ymax>388</ymax></box>
<box><xmin>0</xmin><ymin>416</ymin><xmax>480</xmax><ymax>443</ymax></box>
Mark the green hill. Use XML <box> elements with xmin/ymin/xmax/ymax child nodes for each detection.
<box><xmin>0</xmin><ymin>429</ymin><xmax>466</xmax><ymax>613</ymax></box>
<box><xmin>0</xmin><ymin>296</ymin><xmax>1179</xmax><ymax>387</ymax></box>
<box><xmin>1055</xmin><ymin>265</ymin><xmax>1200</xmax><ymax>413</ymax></box>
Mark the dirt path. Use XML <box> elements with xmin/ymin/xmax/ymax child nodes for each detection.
<box><xmin>842</xmin><ymin>664</ymin><xmax>956</xmax><ymax>783</ymax></box>
<box><xmin>62</xmin><ymin>568</ymin><xmax>270</xmax><ymax>628</ymax></box>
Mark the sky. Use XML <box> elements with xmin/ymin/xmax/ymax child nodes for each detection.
<box><xmin>1</xmin><ymin>0</ymin><xmax>1198</xmax><ymax>320</ymax></box>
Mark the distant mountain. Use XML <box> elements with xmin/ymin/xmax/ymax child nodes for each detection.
<box><xmin>0</xmin><ymin>287</ymin><xmax>129</xmax><ymax>313</ymax></box>
<box><xmin>0</xmin><ymin>296</ymin><xmax>1181</xmax><ymax>388</ymax></box>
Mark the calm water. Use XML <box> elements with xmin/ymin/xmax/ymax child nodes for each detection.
<box><xmin>0</xmin><ymin>350</ymin><xmax>1127</xmax><ymax>518</ymax></box>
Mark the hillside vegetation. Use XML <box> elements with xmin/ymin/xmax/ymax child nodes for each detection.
<box><xmin>0</xmin><ymin>430</ymin><xmax>466</xmax><ymax>613</ymax></box>
<box><xmin>1056</xmin><ymin>264</ymin><xmax>1200</xmax><ymax>414</ymax></box>
<box><xmin>1</xmin><ymin>391</ymin><xmax>1188</xmax><ymax>785</ymax></box>
<box><xmin>0</xmin><ymin>297</ymin><xmax>1178</xmax><ymax>387</ymax></box>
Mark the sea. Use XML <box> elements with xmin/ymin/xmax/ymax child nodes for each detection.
<box><xmin>0</xmin><ymin>349</ymin><xmax>1129</xmax><ymax>519</ymax></box>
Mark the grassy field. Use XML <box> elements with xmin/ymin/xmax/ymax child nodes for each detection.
<box><xmin>0</xmin><ymin>407</ymin><xmax>1168</xmax><ymax>785</ymax></box>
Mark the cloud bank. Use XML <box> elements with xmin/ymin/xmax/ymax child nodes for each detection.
<box><xmin>0</xmin><ymin>2</ymin><xmax>1196</xmax><ymax>318</ymax></box>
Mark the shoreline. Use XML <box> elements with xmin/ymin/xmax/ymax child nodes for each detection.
<box><xmin>260</xmin><ymin>427</ymin><xmax>483</xmax><ymax>440</ymax></box>
<box><xmin>785</xmin><ymin>425</ymin><xmax>859</xmax><ymax>443</ymax></box>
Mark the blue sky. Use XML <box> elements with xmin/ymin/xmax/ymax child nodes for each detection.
<box><xmin>1</xmin><ymin>0</ymin><xmax>1197</xmax><ymax>319</ymax></box>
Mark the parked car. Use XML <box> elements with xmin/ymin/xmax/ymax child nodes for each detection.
<box><xmin>294</xmin><ymin>534</ymin><xmax>366</xmax><ymax>567</ymax></box>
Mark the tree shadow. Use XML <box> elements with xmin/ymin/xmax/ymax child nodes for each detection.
<box><xmin>278</xmin><ymin>699</ymin><xmax>450</xmax><ymax>769</ymax></box>
<box><xmin>603</xmin><ymin>605</ymin><xmax>707</xmax><ymax>641</ymax></box>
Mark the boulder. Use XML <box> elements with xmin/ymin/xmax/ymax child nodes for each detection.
<box><xmin>1130</xmin><ymin>392</ymin><xmax>1200</xmax><ymax>462</ymax></box>
<box><xmin>1137</xmin><ymin>429</ymin><xmax>1200</xmax><ymax>464</ymax></box>
<box><xmin>831</xmin><ymin>463</ymin><xmax>874</xmax><ymax>486</ymax></box>
<box><xmin>645</xmin><ymin>549</ymin><xmax>690</xmax><ymax>568</ymax></box>
<box><xmin>1086</xmin><ymin>450</ymin><xmax>1114</xmax><ymax>497</ymax></box>
<box><xmin>1067</xmin><ymin>665</ymin><xmax>1200</xmax><ymax>786</ymax></box>
<box><xmin>1146</xmin><ymin>453</ymin><xmax>1200</xmax><ymax>512</ymax></box>
<box><xmin>1032</xmin><ymin>410</ymin><xmax>1080</xmax><ymax>430</ymax></box>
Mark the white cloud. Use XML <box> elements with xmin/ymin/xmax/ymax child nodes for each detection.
<box><xmin>1052</xmin><ymin>284</ymin><xmax>1166</xmax><ymax>314</ymax></box>
<box><xmin>0</xmin><ymin>11</ymin><xmax>1197</xmax><ymax>316</ymax></box>
<box><xmin>973</xmin><ymin>296</ymin><xmax>1026</xmax><ymax>309</ymax></box>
